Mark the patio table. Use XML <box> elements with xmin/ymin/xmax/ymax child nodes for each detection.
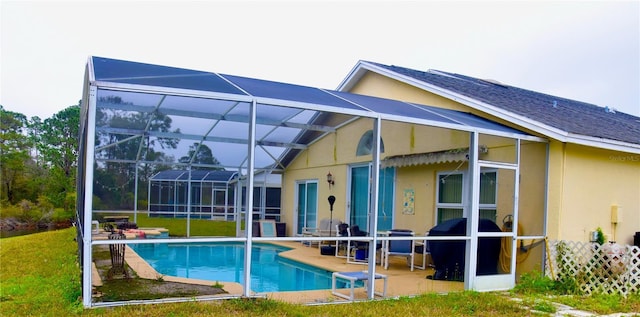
<box><xmin>331</xmin><ymin>271</ymin><xmax>387</xmax><ymax>301</ymax></box>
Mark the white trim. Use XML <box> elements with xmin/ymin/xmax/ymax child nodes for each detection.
<box><xmin>339</xmin><ymin>61</ymin><xmax>639</xmax><ymax>154</ymax></box>
<box><xmin>474</xmin><ymin>274</ymin><xmax>514</xmax><ymax>291</ymax></box>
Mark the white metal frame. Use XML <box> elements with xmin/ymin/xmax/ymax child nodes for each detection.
<box><xmin>79</xmin><ymin>57</ymin><xmax>548</xmax><ymax>307</ymax></box>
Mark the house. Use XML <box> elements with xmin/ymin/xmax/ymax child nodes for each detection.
<box><xmin>331</xmin><ymin>61</ymin><xmax>639</xmax><ymax>245</ymax></box>
<box><xmin>78</xmin><ymin>56</ymin><xmax>637</xmax><ymax>306</ymax></box>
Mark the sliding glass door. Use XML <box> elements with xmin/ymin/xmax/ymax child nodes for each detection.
<box><xmin>295</xmin><ymin>181</ymin><xmax>318</xmax><ymax>235</ymax></box>
<box><xmin>349</xmin><ymin>165</ymin><xmax>394</xmax><ymax>232</ymax></box>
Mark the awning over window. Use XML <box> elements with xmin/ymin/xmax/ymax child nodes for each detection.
<box><xmin>381</xmin><ymin>145</ymin><xmax>488</xmax><ymax>168</ymax></box>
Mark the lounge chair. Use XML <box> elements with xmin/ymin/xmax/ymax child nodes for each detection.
<box><xmin>301</xmin><ymin>218</ymin><xmax>342</xmax><ymax>247</ymax></box>
<box><xmin>383</xmin><ymin>229</ymin><xmax>415</xmax><ymax>271</ymax></box>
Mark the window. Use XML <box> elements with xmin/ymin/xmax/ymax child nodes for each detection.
<box><xmin>356</xmin><ymin>130</ymin><xmax>385</xmax><ymax>156</ymax></box>
<box><xmin>436</xmin><ymin>170</ymin><xmax>497</xmax><ymax>224</ymax></box>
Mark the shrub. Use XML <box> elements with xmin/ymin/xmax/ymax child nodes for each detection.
<box><xmin>137</xmin><ymin>199</ymin><xmax>148</xmax><ymax>210</ymax></box>
<box><xmin>52</xmin><ymin>207</ymin><xmax>74</xmax><ymax>222</ymax></box>
<box><xmin>513</xmin><ymin>270</ymin><xmax>556</xmax><ymax>295</ymax></box>
<box><xmin>0</xmin><ymin>204</ymin><xmax>22</xmax><ymax>219</ymax></box>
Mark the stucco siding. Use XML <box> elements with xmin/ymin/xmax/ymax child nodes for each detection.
<box><xmin>348</xmin><ymin>72</ymin><xmax>468</xmax><ymax>111</ymax></box>
<box><xmin>560</xmin><ymin>144</ymin><xmax>640</xmax><ymax>244</ymax></box>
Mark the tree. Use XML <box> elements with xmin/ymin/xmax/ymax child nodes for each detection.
<box><xmin>35</xmin><ymin>105</ymin><xmax>80</xmax><ymax>208</ymax></box>
<box><xmin>36</xmin><ymin>106</ymin><xmax>79</xmax><ymax>175</ymax></box>
<box><xmin>0</xmin><ymin>105</ymin><xmax>31</xmax><ymax>204</ymax></box>
<box><xmin>93</xmin><ymin>98</ymin><xmax>180</xmax><ymax>209</ymax></box>
<box><xmin>179</xmin><ymin>143</ymin><xmax>222</xmax><ymax>170</ymax></box>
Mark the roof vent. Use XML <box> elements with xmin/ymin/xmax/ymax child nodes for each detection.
<box><xmin>604</xmin><ymin>106</ymin><xmax>617</xmax><ymax>114</ymax></box>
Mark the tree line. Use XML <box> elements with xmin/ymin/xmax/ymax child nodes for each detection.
<box><xmin>1</xmin><ymin>102</ymin><xmax>223</xmax><ymax>224</ymax></box>
<box><xmin>1</xmin><ymin>104</ymin><xmax>79</xmax><ymax>223</ymax></box>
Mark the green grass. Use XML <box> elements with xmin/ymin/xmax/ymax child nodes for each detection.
<box><xmin>2</xmin><ymin>228</ymin><xmax>639</xmax><ymax>316</ymax></box>
<box><xmin>0</xmin><ymin>229</ymin><xmax>83</xmax><ymax>316</ymax></box>
<box><xmin>98</xmin><ymin>213</ymin><xmax>239</xmax><ymax>237</ymax></box>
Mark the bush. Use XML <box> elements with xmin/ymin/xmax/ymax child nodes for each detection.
<box><xmin>137</xmin><ymin>199</ymin><xmax>148</xmax><ymax>210</ymax></box>
<box><xmin>513</xmin><ymin>270</ymin><xmax>556</xmax><ymax>295</ymax></box>
<box><xmin>0</xmin><ymin>204</ymin><xmax>22</xmax><ymax>219</ymax></box>
<box><xmin>52</xmin><ymin>208</ymin><xmax>74</xmax><ymax>222</ymax></box>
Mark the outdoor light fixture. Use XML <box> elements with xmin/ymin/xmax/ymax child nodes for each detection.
<box><xmin>327</xmin><ymin>171</ymin><xmax>335</xmax><ymax>187</ymax></box>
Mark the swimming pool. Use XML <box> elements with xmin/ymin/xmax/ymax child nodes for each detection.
<box><xmin>131</xmin><ymin>242</ymin><xmax>355</xmax><ymax>293</ymax></box>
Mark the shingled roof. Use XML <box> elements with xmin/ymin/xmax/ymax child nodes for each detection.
<box><xmin>347</xmin><ymin>61</ymin><xmax>640</xmax><ymax>149</ymax></box>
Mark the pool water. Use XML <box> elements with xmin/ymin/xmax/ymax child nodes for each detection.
<box><xmin>131</xmin><ymin>242</ymin><xmax>356</xmax><ymax>292</ymax></box>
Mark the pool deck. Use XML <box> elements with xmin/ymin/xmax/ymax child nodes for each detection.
<box><xmin>265</xmin><ymin>241</ymin><xmax>463</xmax><ymax>303</ymax></box>
<box><xmin>94</xmin><ymin>237</ymin><xmax>463</xmax><ymax>304</ymax></box>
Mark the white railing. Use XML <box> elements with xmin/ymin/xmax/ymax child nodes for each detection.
<box><xmin>545</xmin><ymin>240</ymin><xmax>640</xmax><ymax>295</ymax></box>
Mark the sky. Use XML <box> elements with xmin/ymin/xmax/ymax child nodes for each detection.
<box><xmin>1</xmin><ymin>0</ymin><xmax>639</xmax><ymax>120</ymax></box>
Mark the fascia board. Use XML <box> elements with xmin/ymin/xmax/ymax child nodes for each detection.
<box><xmin>565</xmin><ymin>133</ymin><xmax>640</xmax><ymax>155</ymax></box>
<box><xmin>336</xmin><ymin>60</ymin><xmax>369</xmax><ymax>91</ymax></box>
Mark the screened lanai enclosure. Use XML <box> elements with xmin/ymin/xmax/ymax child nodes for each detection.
<box><xmin>148</xmin><ymin>170</ymin><xmax>237</xmax><ymax>219</ymax></box>
<box><xmin>148</xmin><ymin>170</ymin><xmax>282</xmax><ymax>220</ymax></box>
<box><xmin>77</xmin><ymin>56</ymin><xmax>548</xmax><ymax>308</ymax></box>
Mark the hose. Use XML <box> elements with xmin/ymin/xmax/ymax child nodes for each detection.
<box><xmin>499</xmin><ymin>222</ymin><xmax>533</xmax><ymax>273</ymax></box>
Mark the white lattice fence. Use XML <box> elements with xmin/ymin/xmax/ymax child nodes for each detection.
<box><xmin>545</xmin><ymin>240</ymin><xmax>640</xmax><ymax>295</ymax></box>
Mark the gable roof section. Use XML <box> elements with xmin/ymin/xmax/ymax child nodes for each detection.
<box><xmin>338</xmin><ymin>61</ymin><xmax>640</xmax><ymax>154</ymax></box>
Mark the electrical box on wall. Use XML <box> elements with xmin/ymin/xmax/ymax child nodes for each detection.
<box><xmin>590</xmin><ymin>231</ymin><xmax>598</xmax><ymax>242</ymax></box>
<box><xmin>611</xmin><ymin>205</ymin><xmax>621</xmax><ymax>224</ymax></box>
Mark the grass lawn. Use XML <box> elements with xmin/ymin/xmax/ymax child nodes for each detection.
<box><xmin>97</xmin><ymin>213</ymin><xmax>239</xmax><ymax>237</ymax></box>
<box><xmin>1</xmin><ymin>227</ymin><xmax>639</xmax><ymax>316</ymax></box>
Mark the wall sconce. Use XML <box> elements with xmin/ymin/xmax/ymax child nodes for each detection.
<box><xmin>327</xmin><ymin>171</ymin><xmax>335</xmax><ymax>187</ymax></box>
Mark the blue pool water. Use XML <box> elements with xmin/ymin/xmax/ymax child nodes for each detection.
<box><xmin>131</xmin><ymin>242</ymin><xmax>354</xmax><ymax>292</ymax></box>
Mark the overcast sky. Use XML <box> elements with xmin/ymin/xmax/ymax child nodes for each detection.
<box><xmin>1</xmin><ymin>1</ymin><xmax>639</xmax><ymax>120</ymax></box>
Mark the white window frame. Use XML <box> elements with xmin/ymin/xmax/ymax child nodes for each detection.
<box><xmin>435</xmin><ymin>169</ymin><xmax>498</xmax><ymax>224</ymax></box>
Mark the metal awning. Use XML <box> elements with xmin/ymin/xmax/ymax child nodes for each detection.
<box><xmin>381</xmin><ymin>145</ymin><xmax>488</xmax><ymax>168</ymax></box>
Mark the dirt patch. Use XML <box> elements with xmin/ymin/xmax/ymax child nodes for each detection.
<box><xmin>95</xmin><ymin>278</ymin><xmax>226</xmax><ymax>302</ymax></box>
<box><xmin>93</xmin><ymin>245</ymin><xmax>227</xmax><ymax>302</ymax></box>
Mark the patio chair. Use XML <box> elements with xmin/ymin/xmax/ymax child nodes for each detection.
<box><xmin>414</xmin><ymin>231</ymin><xmax>433</xmax><ymax>270</ymax></box>
<box><xmin>346</xmin><ymin>225</ymin><xmax>374</xmax><ymax>265</ymax></box>
<box><xmin>383</xmin><ymin>229</ymin><xmax>415</xmax><ymax>271</ymax></box>
<box><xmin>107</xmin><ymin>232</ymin><xmax>129</xmax><ymax>279</ymax></box>
<box><xmin>335</xmin><ymin>223</ymin><xmax>350</xmax><ymax>258</ymax></box>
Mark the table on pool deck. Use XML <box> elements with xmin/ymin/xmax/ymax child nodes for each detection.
<box><xmin>331</xmin><ymin>271</ymin><xmax>387</xmax><ymax>301</ymax></box>
<box><xmin>103</xmin><ymin>215</ymin><xmax>130</xmax><ymax>223</ymax></box>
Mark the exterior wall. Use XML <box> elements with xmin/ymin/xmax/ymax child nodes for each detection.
<box><xmin>545</xmin><ymin>140</ymin><xmax>565</xmax><ymax>240</ymax></box>
<box><xmin>349</xmin><ymin>72</ymin><xmax>470</xmax><ymax>112</ymax></box>
<box><xmin>558</xmin><ymin>144</ymin><xmax>640</xmax><ymax>245</ymax></box>
<box><xmin>283</xmin><ymin>117</ymin><xmax>473</xmax><ymax>235</ymax></box>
